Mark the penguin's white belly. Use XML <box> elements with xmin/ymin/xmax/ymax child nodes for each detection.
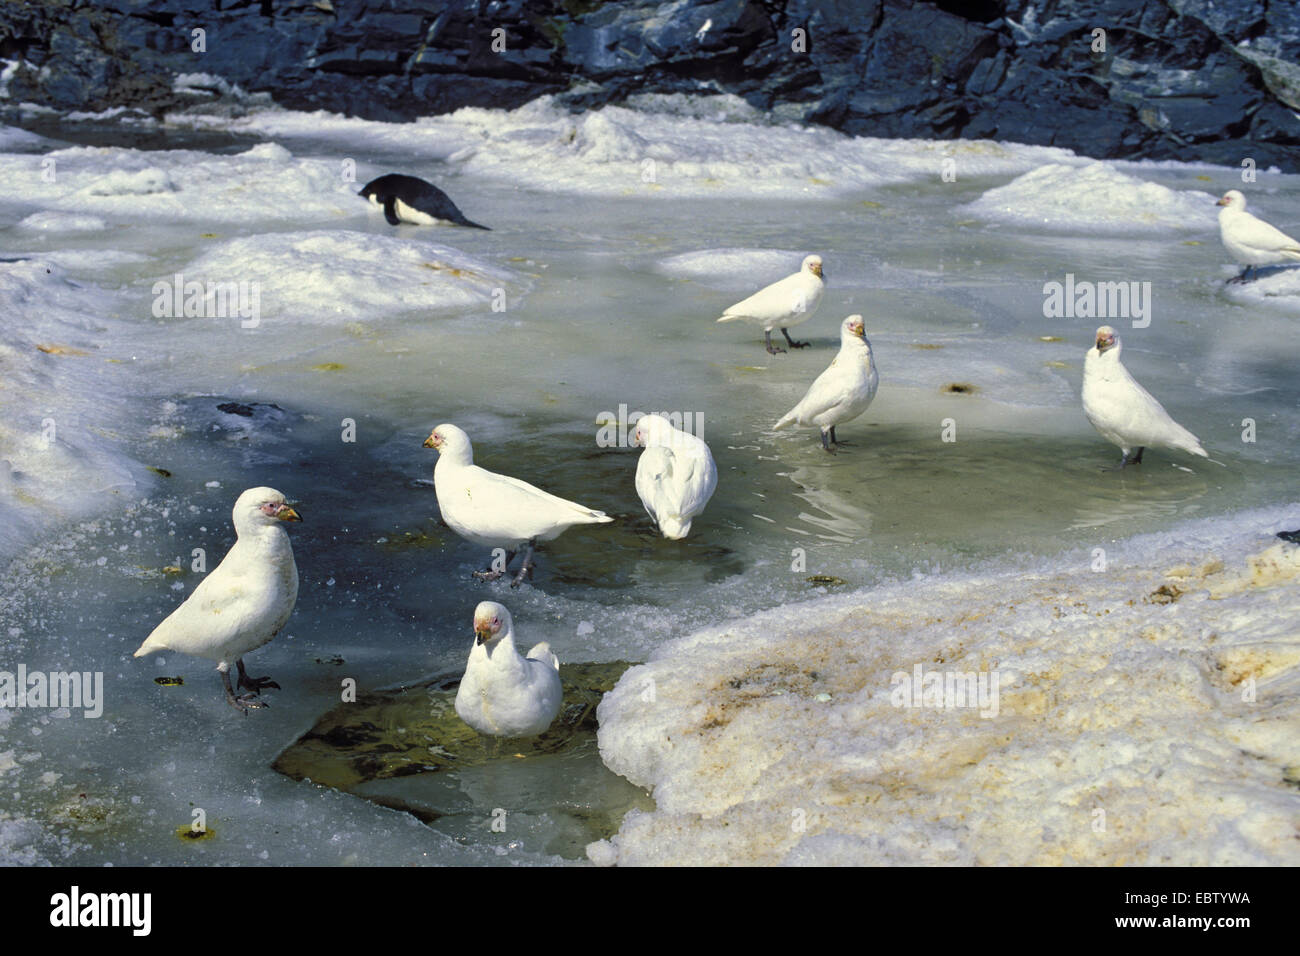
<box><xmin>394</xmin><ymin>198</ymin><xmax>446</xmax><ymax>226</ymax></box>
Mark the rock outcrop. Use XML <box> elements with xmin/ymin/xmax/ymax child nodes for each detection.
<box><xmin>1</xmin><ymin>0</ymin><xmax>1296</xmax><ymax>164</ymax></box>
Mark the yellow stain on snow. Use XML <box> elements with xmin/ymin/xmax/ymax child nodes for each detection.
<box><xmin>422</xmin><ymin>261</ymin><xmax>476</xmax><ymax>278</ymax></box>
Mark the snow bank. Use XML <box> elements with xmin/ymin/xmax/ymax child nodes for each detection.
<box><xmin>0</xmin><ymin>142</ymin><xmax>358</xmax><ymax>224</ymax></box>
<box><xmin>959</xmin><ymin>162</ymin><xmax>1218</xmax><ymax>235</ymax></box>
<box><xmin>170</xmin><ymin>230</ymin><xmax>523</xmax><ymax>324</ymax></box>
<box><xmin>0</xmin><ymin>259</ymin><xmax>153</xmax><ymax>561</ymax></box>
<box><xmin>590</xmin><ymin>506</ymin><xmax>1300</xmax><ymax>865</ymax></box>
<box><xmin>172</xmin><ymin>97</ymin><xmax>1088</xmax><ymax>199</ymax></box>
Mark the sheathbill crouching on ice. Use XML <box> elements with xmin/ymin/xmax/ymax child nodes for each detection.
<box><xmin>456</xmin><ymin>601</ymin><xmax>562</xmax><ymax>738</ymax></box>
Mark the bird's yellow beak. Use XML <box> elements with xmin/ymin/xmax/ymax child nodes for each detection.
<box><xmin>475</xmin><ymin>625</ymin><xmax>493</xmax><ymax>645</ymax></box>
<box><xmin>1215</xmin><ymin>197</ymin><xmax>1229</xmax><ymax>206</ymax></box>
<box><xmin>277</xmin><ymin>506</ymin><xmax>302</xmax><ymax>522</ymax></box>
<box><xmin>423</xmin><ymin>433</ymin><xmax>441</xmax><ymax>449</ymax></box>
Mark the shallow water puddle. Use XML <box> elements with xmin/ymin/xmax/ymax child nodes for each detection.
<box><xmin>272</xmin><ymin>661</ymin><xmax>652</xmax><ymax>859</ymax></box>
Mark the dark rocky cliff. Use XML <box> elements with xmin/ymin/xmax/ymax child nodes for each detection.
<box><xmin>1</xmin><ymin>0</ymin><xmax>1297</xmax><ymax>165</ymax></box>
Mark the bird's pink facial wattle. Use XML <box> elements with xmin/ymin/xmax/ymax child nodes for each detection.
<box><xmin>260</xmin><ymin>501</ymin><xmax>301</xmax><ymax>521</ymax></box>
<box><xmin>423</xmin><ymin>430</ymin><xmax>443</xmax><ymax>449</ymax></box>
<box><xmin>474</xmin><ymin>613</ymin><xmax>503</xmax><ymax>645</ymax></box>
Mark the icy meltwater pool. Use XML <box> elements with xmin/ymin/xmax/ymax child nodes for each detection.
<box><xmin>0</xmin><ymin>98</ymin><xmax>1296</xmax><ymax>865</ymax></box>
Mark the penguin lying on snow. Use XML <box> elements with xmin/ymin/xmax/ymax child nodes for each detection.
<box><xmin>358</xmin><ymin>173</ymin><xmax>489</xmax><ymax>229</ymax></box>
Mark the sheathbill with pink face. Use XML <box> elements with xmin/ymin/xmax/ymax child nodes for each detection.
<box><xmin>134</xmin><ymin>487</ymin><xmax>301</xmax><ymax>714</ymax></box>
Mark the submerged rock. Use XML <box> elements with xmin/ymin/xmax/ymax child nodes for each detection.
<box><xmin>275</xmin><ymin>661</ymin><xmax>636</xmax><ymax>789</ymax></box>
<box><xmin>273</xmin><ymin>661</ymin><xmax>651</xmax><ymax>856</ymax></box>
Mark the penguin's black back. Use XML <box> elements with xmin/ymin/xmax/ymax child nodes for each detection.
<box><xmin>358</xmin><ymin>173</ymin><xmax>489</xmax><ymax>229</ymax></box>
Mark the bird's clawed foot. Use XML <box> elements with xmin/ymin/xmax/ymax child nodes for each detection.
<box><xmin>820</xmin><ymin>433</ymin><xmax>839</xmax><ymax>454</ymax></box>
<box><xmin>236</xmin><ymin>659</ymin><xmax>280</xmax><ymax>695</ymax></box>
<box><xmin>510</xmin><ymin>544</ymin><xmax>536</xmax><ymax>589</ymax></box>
<box><xmin>238</xmin><ymin>673</ymin><xmax>280</xmax><ymax>695</ymax></box>
<box><xmin>472</xmin><ymin>550</ymin><xmax>516</xmax><ymax>582</ymax></box>
<box><xmin>225</xmin><ymin>690</ymin><xmax>268</xmax><ymax>716</ymax></box>
<box><xmin>763</xmin><ymin>331</ymin><xmax>787</xmax><ymax>355</ymax></box>
<box><xmin>782</xmin><ymin>328</ymin><xmax>810</xmax><ymax>349</ymax></box>
<box><xmin>222</xmin><ymin>664</ymin><xmax>275</xmax><ymax>716</ymax></box>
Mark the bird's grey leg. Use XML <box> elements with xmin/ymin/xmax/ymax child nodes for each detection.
<box><xmin>222</xmin><ymin>665</ymin><xmax>267</xmax><ymax>715</ymax></box>
<box><xmin>1118</xmin><ymin>447</ymin><xmax>1144</xmax><ymax>468</ymax></box>
<box><xmin>510</xmin><ymin>541</ymin><xmax>537</xmax><ymax>588</ymax></box>
<box><xmin>236</xmin><ymin>657</ymin><xmax>280</xmax><ymax>695</ymax></box>
<box><xmin>821</xmin><ymin>430</ymin><xmax>837</xmax><ymax>454</ymax></box>
<box><xmin>1228</xmin><ymin>267</ymin><xmax>1252</xmax><ymax>284</ymax></box>
<box><xmin>764</xmin><ymin>330</ymin><xmax>787</xmax><ymax>355</ymax></box>
<box><xmin>781</xmin><ymin>327</ymin><xmax>811</xmax><ymax>349</ymax></box>
<box><xmin>472</xmin><ymin>550</ymin><xmax>515</xmax><ymax>581</ymax></box>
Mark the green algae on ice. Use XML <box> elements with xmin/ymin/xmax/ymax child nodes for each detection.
<box><xmin>175</xmin><ymin>823</ymin><xmax>215</xmax><ymax>842</ymax></box>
